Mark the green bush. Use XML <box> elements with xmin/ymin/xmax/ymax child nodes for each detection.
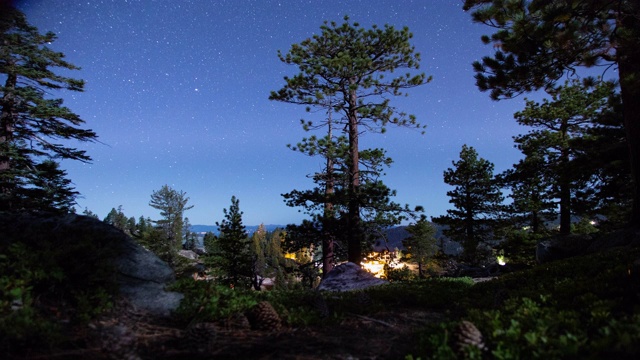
<box><xmin>414</xmin><ymin>245</ymin><xmax>640</xmax><ymax>359</ymax></box>
<box><xmin>171</xmin><ymin>279</ymin><xmax>257</xmax><ymax>323</ymax></box>
<box><xmin>0</xmin><ymin>230</ymin><xmax>118</xmax><ymax>352</ymax></box>
<box><xmin>385</xmin><ymin>264</ymin><xmax>417</xmax><ymax>281</ymax></box>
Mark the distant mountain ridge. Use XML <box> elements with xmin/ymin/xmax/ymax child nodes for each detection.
<box><xmin>191</xmin><ymin>223</ymin><xmax>462</xmax><ymax>255</ymax></box>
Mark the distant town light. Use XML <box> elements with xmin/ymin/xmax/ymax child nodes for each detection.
<box><xmin>361</xmin><ymin>260</ymin><xmax>385</xmax><ymax>278</ymax></box>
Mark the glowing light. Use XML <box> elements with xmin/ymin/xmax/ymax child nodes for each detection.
<box><xmin>361</xmin><ymin>260</ymin><xmax>385</xmax><ymax>278</ymax></box>
<box><xmin>497</xmin><ymin>254</ymin><xmax>507</xmax><ymax>266</ymax></box>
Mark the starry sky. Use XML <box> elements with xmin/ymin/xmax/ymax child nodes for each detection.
<box><xmin>17</xmin><ymin>0</ymin><xmax>535</xmax><ymax>226</ymax></box>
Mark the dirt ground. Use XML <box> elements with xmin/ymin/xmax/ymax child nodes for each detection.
<box><xmin>14</xmin><ymin>308</ymin><xmax>445</xmax><ymax>360</ymax></box>
<box><xmin>143</xmin><ymin>308</ymin><xmax>446</xmax><ymax>360</ymax></box>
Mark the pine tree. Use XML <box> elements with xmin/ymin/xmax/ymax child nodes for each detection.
<box><xmin>250</xmin><ymin>224</ymin><xmax>267</xmax><ymax>290</ymax></box>
<box><xmin>498</xmin><ymin>145</ymin><xmax>556</xmax><ymax>234</ymax></box>
<box><xmin>0</xmin><ymin>6</ymin><xmax>97</xmax><ymax>211</ymax></box>
<box><xmin>182</xmin><ymin>217</ymin><xmax>198</xmax><ymax>250</ymax></box>
<box><xmin>149</xmin><ymin>185</ymin><xmax>193</xmax><ymax>251</ymax></box>
<box><xmin>25</xmin><ymin>159</ymin><xmax>78</xmax><ymax>212</ymax></box>
<box><xmin>82</xmin><ymin>207</ymin><xmax>99</xmax><ymax>219</ymax></box>
<box><xmin>210</xmin><ymin>196</ymin><xmax>253</xmax><ymax>288</ymax></box>
<box><xmin>402</xmin><ymin>215</ymin><xmax>438</xmax><ymax>279</ymax></box>
<box><xmin>265</xmin><ymin>228</ymin><xmax>288</xmax><ymax>289</ymax></box>
<box><xmin>433</xmin><ymin>145</ymin><xmax>503</xmax><ymax>261</ymax></box>
<box><xmin>512</xmin><ymin>79</ymin><xmax>617</xmax><ymax>234</ymax></box>
<box><xmin>270</xmin><ymin>16</ymin><xmax>430</xmax><ymax>265</ymax></box>
<box><xmin>572</xmin><ymin>90</ymin><xmax>631</xmax><ymax>227</ymax></box>
<box><xmin>104</xmin><ymin>205</ymin><xmax>130</xmax><ymax>233</ymax></box>
<box><xmin>463</xmin><ymin>0</ymin><xmax>640</xmax><ymax>227</ymax></box>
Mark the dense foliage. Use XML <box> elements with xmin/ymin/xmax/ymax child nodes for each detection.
<box><xmin>433</xmin><ymin>145</ymin><xmax>503</xmax><ymax>261</ymax></box>
<box><xmin>463</xmin><ymin>0</ymin><xmax>640</xmax><ymax>226</ymax></box>
<box><xmin>205</xmin><ymin>196</ymin><xmax>254</xmax><ymax>289</ymax></box>
<box><xmin>402</xmin><ymin>216</ymin><xmax>438</xmax><ymax>278</ymax></box>
<box><xmin>0</xmin><ymin>215</ymin><xmax>120</xmax><ymax>354</ymax></box>
<box><xmin>271</xmin><ymin>16</ymin><xmax>430</xmax><ymax>264</ymax></box>
<box><xmin>0</xmin><ymin>6</ymin><xmax>96</xmax><ymax>212</ymax></box>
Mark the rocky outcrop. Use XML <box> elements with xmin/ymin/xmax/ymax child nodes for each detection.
<box><xmin>0</xmin><ymin>212</ymin><xmax>182</xmax><ymax>317</ymax></box>
<box><xmin>317</xmin><ymin>262</ymin><xmax>388</xmax><ymax>292</ymax></box>
<box><xmin>115</xmin><ymin>230</ymin><xmax>183</xmax><ymax>316</ymax></box>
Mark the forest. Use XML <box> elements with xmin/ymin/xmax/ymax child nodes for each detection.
<box><xmin>1</xmin><ymin>1</ymin><xmax>640</xmax><ymax>359</ymax></box>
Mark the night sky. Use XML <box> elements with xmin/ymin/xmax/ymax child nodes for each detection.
<box><xmin>18</xmin><ymin>0</ymin><xmax>534</xmax><ymax>226</ymax></box>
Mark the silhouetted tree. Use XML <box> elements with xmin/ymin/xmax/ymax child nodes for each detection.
<box><xmin>25</xmin><ymin>160</ymin><xmax>78</xmax><ymax>212</ymax></box>
<box><xmin>270</xmin><ymin>16</ymin><xmax>430</xmax><ymax>264</ymax></box>
<box><xmin>433</xmin><ymin>145</ymin><xmax>503</xmax><ymax>261</ymax></box>
<box><xmin>402</xmin><ymin>216</ymin><xmax>438</xmax><ymax>279</ymax></box>
<box><xmin>209</xmin><ymin>196</ymin><xmax>252</xmax><ymax>288</ymax></box>
<box><xmin>464</xmin><ymin>0</ymin><xmax>640</xmax><ymax>226</ymax></box>
<box><xmin>512</xmin><ymin>79</ymin><xmax>617</xmax><ymax>234</ymax></box>
<box><xmin>149</xmin><ymin>185</ymin><xmax>193</xmax><ymax>256</ymax></box>
<box><xmin>499</xmin><ymin>144</ymin><xmax>556</xmax><ymax>234</ymax></box>
<box><xmin>0</xmin><ymin>6</ymin><xmax>97</xmax><ymax>211</ymax></box>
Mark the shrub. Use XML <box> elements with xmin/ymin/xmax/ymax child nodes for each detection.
<box><xmin>0</xmin><ymin>225</ymin><xmax>119</xmax><ymax>352</ymax></box>
<box><xmin>171</xmin><ymin>279</ymin><xmax>257</xmax><ymax>323</ymax></box>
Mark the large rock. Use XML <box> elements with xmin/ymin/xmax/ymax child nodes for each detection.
<box><xmin>0</xmin><ymin>212</ymin><xmax>182</xmax><ymax>317</ymax></box>
<box><xmin>115</xmin><ymin>230</ymin><xmax>183</xmax><ymax>317</ymax></box>
<box><xmin>317</xmin><ymin>262</ymin><xmax>388</xmax><ymax>292</ymax></box>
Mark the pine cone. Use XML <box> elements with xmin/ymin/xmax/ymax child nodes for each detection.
<box><xmin>453</xmin><ymin>320</ymin><xmax>486</xmax><ymax>355</ymax></box>
<box><xmin>184</xmin><ymin>322</ymin><xmax>217</xmax><ymax>353</ymax></box>
<box><xmin>247</xmin><ymin>301</ymin><xmax>281</xmax><ymax>331</ymax></box>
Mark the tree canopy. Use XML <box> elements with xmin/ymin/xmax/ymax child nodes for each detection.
<box><xmin>270</xmin><ymin>16</ymin><xmax>430</xmax><ymax>264</ymax></box>
<box><xmin>0</xmin><ymin>6</ymin><xmax>96</xmax><ymax>211</ymax></box>
<box><xmin>149</xmin><ymin>185</ymin><xmax>193</xmax><ymax>253</ymax></box>
<box><xmin>209</xmin><ymin>196</ymin><xmax>253</xmax><ymax>288</ymax></box>
<box><xmin>433</xmin><ymin>145</ymin><xmax>503</xmax><ymax>261</ymax></box>
<box><xmin>512</xmin><ymin>79</ymin><xmax>618</xmax><ymax>234</ymax></box>
<box><xmin>463</xmin><ymin>0</ymin><xmax>640</xmax><ymax>226</ymax></box>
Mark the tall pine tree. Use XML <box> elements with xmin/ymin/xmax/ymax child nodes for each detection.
<box><xmin>270</xmin><ymin>16</ymin><xmax>430</xmax><ymax>265</ymax></box>
<box><xmin>512</xmin><ymin>79</ymin><xmax>617</xmax><ymax>234</ymax></box>
<box><xmin>463</xmin><ymin>0</ymin><xmax>640</xmax><ymax>227</ymax></box>
<box><xmin>149</xmin><ymin>185</ymin><xmax>193</xmax><ymax>257</ymax></box>
<box><xmin>210</xmin><ymin>196</ymin><xmax>253</xmax><ymax>288</ymax></box>
<box><xmin>0</xmin><ymin>6</ymin><xmax>96</xmax><ymax>211</ymax></box>
<box><xmin>433</xmin><ymin>145</ymin><xmax>503</xmax><ymax>261</ymax></box>
<box><xmin>402</xmin><ymin>216</ymin><xmax>438</xmax><ymax>279</ymax></box>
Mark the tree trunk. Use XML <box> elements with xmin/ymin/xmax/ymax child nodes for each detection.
<box><xmin>0</xmin><ymin>73</ymin><xmax>17</xmax><ymax>210</ymax></box>
<box><xmin>0</xmin><ymin>74</ymin><xmax>16</xmax><ymax>165</ymax></box>
<box><xmin>347</xmin><ymin>77</ymin><xmax>362</xmax><ymax>265</ymax></box>
<box><xmin>616</xmin><ymin>4</ymin><xmax>640</xmax><ymax>227</ymax></box>
<box><xmin>322</xmin><ymin>113</ymin><xmax>335</xmax><ymax>277</ymax></box>
<box><xmin>559</xmin><ymin>143</ymin><xmax>572</xmax><ymax>235</ymax></box>
<box><xmin>618</xmin><ymin>46</ymin><xmax>640</xmax><ymax>228</ymax></box>
<box><xmin>464</xmin><ymin>191</ymin><xmax>476</xmax><ymax>259</ymax></box>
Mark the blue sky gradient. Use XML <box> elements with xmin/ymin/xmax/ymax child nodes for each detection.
<box><xmin>20</xmin><ymin>0</ymin><xmax>533</xmax><ymax>225</ymax></box>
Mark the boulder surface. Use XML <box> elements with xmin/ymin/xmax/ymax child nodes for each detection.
<box><xmin>0</xmin><ymin>212</ymin><xmax>182</xmax><ymax>317</ymax></box>
<box><xmin>317</xmin><ymin>262</ymin><xmax>388</xmax><ymax>292</ymax></box>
